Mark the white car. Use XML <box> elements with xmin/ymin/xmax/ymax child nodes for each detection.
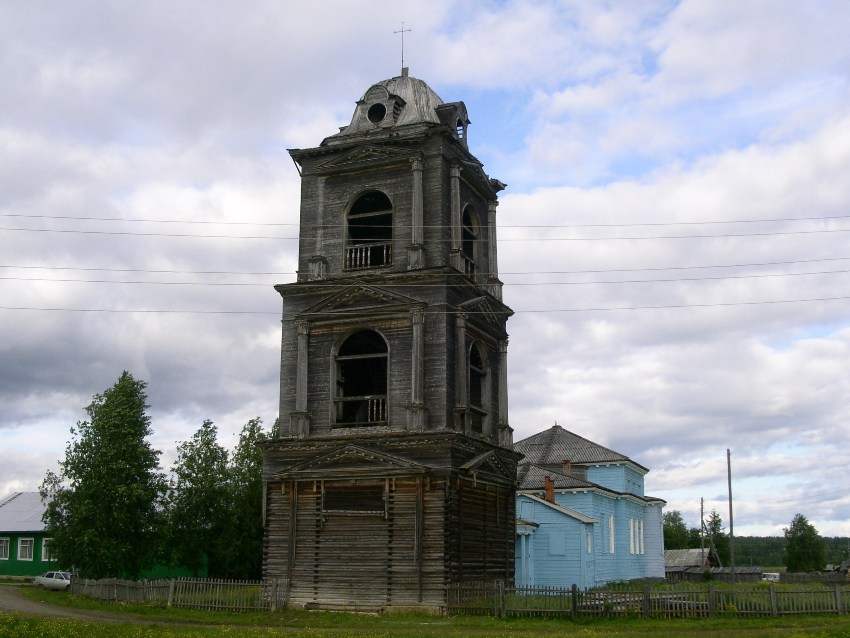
<box><xmin>33</xmin><ymin>571</ymin><xmax>72</xmax><ymax>590</ymax></box>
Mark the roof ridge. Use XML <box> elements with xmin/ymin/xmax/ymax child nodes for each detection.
<box><xmin>0</xmin><ymin>492</ymin><xmax>22</xmax><ymax>509</ymax></box>
<box><xmin>543</xmin><ymin>425</ymin><xmax>560</xmax><ymax>463</ymax></box>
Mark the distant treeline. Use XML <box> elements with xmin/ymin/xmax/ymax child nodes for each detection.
<box><xmin>732</xmin><ymin>536</ymin><xmax>850</xmax><ymax>568</ymax></box>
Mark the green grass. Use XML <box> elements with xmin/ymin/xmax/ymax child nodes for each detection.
<box><xmin>4</xmin><ymin>611</ymin><xmax>850</xmax><ymax>637</ymax></box>
<box><xmin>7</xmin><ymin>587</ymin><xmax>850</xmax><ymax>637</ymax></box>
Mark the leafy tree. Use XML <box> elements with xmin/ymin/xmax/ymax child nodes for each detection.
<box><xmin>705</xmin><ymin>510</ymin><xmax>729</xmax><ymax>565</ymax></box>
<box><xmin>166</xmin><ymin>420</ymin><xmax>231</xmax><ymax>576</ymax></box>
<box><xmin>686</xmin><ymin>525</ymin><xmax>703</xmax><ymax>549</ymax></box>
<box><xmin>226</xmin><ymin>418</ymin><xmax>268</xmax><ymax>579</ymax></box>
<box><xmin>784</xmin><ymin>513</ymin><xmax>825</xmax><ymax>572</ymax></box>
<box><xmin>663</xmin><ymin>510</ymin><xmax>690</xmax><ymax>549</ymax></box>
<box><xmin>40</xmin><ymin>372</ymin><xmax>166</xmax><ymax>578</ymax></box>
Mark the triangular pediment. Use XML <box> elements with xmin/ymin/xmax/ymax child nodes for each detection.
<box><xmin>315</xmin><ymin>144</ymin><xmax>421</xmax><ymax>174</ymax></box>
<box><xmin>299</xmin><ymin>284</ymin><xmax>423</xmax><ymax>322</ymax></box>
<box><xmin>458</xmin><ymin>295</ymin><xmax>512</xmax><ymax>329</ymax></box>
<box><xmin>274</xmin><ymin>444</ymin><xmax>429</xmax><ymax>480</ymax></box>
<box><xmin>460</xmin><ymin>449</ymin><xmax>515</xmax><ymax>482</ymax></box>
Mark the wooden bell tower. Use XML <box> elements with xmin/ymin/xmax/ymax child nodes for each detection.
<box><xmin>261</xmin><ymin>69</ymin><xmax>520</xmax><ymax>610</ymax></box>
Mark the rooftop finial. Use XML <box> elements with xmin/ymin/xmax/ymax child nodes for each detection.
<box><xmin>394</xmin><ymin>21</ymin><xmax>412</xmax><ymax>75</ymax></box>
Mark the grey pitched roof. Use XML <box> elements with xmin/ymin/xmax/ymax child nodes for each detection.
<box><xmin>514</xmin><ymin>425</ymin><xmax>646</xmax><ymax>472</ymax></box>
<box><xmin>0</xmin><ymin>492</ymin><xmax>46</xmax><ymax>533</ymax></box>
<box><xmin>518</xmin><ymin>493</ymin><xmax>597</xmax><ymax>524</ymax></box>
<box><xmin>517</xmin><ymin>463</ymin><xmax>595</xmax><ymax>491</ymax></box>
<box><xmin>665</xmin><ymin>548</ymin><xmax>719</xmax><ymax>569</ymax></box>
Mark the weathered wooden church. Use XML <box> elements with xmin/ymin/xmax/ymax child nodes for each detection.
<box><xmin>260</xmin><ymin>69</ymin><xmax>520</xmax><ymax>610</ymax></box>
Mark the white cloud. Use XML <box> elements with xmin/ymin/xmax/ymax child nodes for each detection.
<box><xmin>1</xmin><ymin>0</ymin><xmax>849</xmax><ymax>538</ymax></box>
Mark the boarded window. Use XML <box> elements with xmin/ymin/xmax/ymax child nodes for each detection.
<box><xmin>461</xmin><ymin>206</ymin><xmax>478</xmax><ymax>276</ymax></box>
<box><xmin>468</xmin><ymin>341</ymin><xmax>487</xmax><ymax>434</ymax></box>
<box><xmin>323</xmin><ymin>483</ymin><xmax>386</xmax><ymax>516</ymax></box>
<box><xmin>548</xmin><ymin>532</ymin><xmax>565</xmax><ymax>556</ymax></box>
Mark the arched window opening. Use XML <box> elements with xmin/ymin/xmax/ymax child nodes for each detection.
<box><xmin>461</xmin><ymin>206</ymin><xmax>478</xmax><ymax>276</ymax></box>
<box><xmin>346</xmin><ymin>191</ymin><xmax>393</xmax><ymax>270</ymax></box>
<box><xmin>335</xmin><ymin>330</ymin><xmax>388</xmax><ymax>426</ymax></box>
<box><xmin>468</xmin><ymin>342</ymin><xmax>487</xmax><ymax>434</ymax></box>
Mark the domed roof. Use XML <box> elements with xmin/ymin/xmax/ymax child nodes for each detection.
<box><xmin>327</xmin><ymin>71</ymin><xmax>452</xmax><ymax>140</ymax></box>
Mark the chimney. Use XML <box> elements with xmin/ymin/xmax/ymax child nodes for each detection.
<box><xmin>561</xmin><ymin>460</ymin><xmax>572</xmax><ymax>476</ymax></box>
<box><xmin>544</xmin><ymin>476</ymin><xmax>555</xmax><ymax>503</ymax></box>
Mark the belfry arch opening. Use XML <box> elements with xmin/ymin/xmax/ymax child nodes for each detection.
<box><xmin>334</xmin><ymin>330</ymin><xmax>388</xmax><ymax>426</ymax></box>
<box><xmin>345</xmin><ymin>191</ymin><xmax>393</xmax><ymax>270</ymax></box>
<box><xmin>468</xmin><ymin>341</ymin><xmax>488</xmax><ymax>434</ymax></box>
<box><xmin>461</xmin><ymin>206</ymin><xmax>479</xmax><ymax>276</ymax></box>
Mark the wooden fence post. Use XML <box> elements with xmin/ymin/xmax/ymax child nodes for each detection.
<box><xmin>708</xmin><ymin>583</ymin><xmax>716</xmax><ymax>616</ymax></box>
<box><xmin>498</xmin><ymin>580</ymin><xmax>505</xmax><ymax>618</ymax></box>
<box><xmin>836</xmin><ymin>584</ymin><xmax>845</xmax><ymax>616</ymax></box>
<box><xmin>167</xmin><ymin>579</ymin><xmax>175</xmax><ymax>608</ymax></box>
<box><xmin>571</xmin><ymin>584</ymin><xmax>578</xmax><ymax>621</ymax></box>
<box><xmin>642</xmin><ymin>585</ymin><xmax>650</xmax><ymax>618</ymax></box>
<box><xmin>770</xmin><ymin>583</ymin><xmax>778</xmax><ymax>617</ymax></box>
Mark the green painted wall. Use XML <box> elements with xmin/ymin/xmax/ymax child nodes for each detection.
<box><xmin>0</xmin><ymin>532</ymin><xmax>61</xmax><ymax>577</ymax></box>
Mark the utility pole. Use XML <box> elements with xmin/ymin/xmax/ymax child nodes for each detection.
<box><xmin>727</xmin><ymin>448</ymin><xmax>736</xmax><ymax>583</ymax></box>
<box><xmin>700</xmin><ymin>497</ymin><xmax>705</xmax><ymax>566</ymax></box>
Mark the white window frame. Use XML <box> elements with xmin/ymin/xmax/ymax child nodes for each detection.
<box><xmin>18</xmin><ymin>537</ymin><xmax>34</xmax><ymax>561</ymax></box>
<box><xmin>608</xmin><ymin>515</ymin><xmax>615</xmax><ymax>554</ymax></box>
<box><xmin>629</xmin><ymin>518</ymin><xmax>635</xmax><ymax>554</ymax></box>
<box><xmin>42</xmin><ymin>538</ymin><xmax>53</xmax><ymax>562</ymax></box>
<box><xmin>0</xmin><ymin>537</ymin><xmax>9</xmax><ymax>560</ymax></box>
<box><xmin>586</xmin><ymin>530</ymin><xmax>593</xmax><ymax>554</ymax></box>
<box><xmin>639</xmin><ymin>519</ymin><xmax>645</xmax><ymax>555</ymax></box>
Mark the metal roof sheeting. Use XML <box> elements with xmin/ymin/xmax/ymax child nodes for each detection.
<box><xmin>0</xmin><ymin>492</ymin><xmax>46</xmax><ymax>533</ymax></box>
<box><xmin>514</xmin><ymin>425</ymin><xmax>648</xmax><ymax>472</ymax></box>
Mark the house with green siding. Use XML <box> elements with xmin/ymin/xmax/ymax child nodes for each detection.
<box><xmin>0</xmin><ymin>492</ymin><xmax>58</xmax><ymax>576</ymax></box>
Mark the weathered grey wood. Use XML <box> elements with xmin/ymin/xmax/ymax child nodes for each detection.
<box><xmin>262</xmin><ymin>73</ymin><xmax>517</xmax><ymax>611</ymax></box>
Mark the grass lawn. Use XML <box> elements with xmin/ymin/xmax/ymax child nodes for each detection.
<box><xmin>4</xmin><ymin>587</ymin><xmax>850</xmax><ymax>637</ymax></box>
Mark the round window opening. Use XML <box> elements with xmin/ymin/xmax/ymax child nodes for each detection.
<box><xmin>367</xmin><ymin>103</ymin><xmax>387</xmax><ymax>124</ymax></box>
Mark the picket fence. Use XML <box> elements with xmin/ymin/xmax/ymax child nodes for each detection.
<box><xmin>67</xmin><ymin>577</ymin><xmax>850</xmax><ymax>619</ymax></box>
<box><xmin>70</xmin><ymin>577</ymin><xmax>289</xmax><ymax>612</ymax></box>
<box><xmin>447</xmin><ymin>581</ymin><xmax>850</xmax><ymax>619</ymax></box>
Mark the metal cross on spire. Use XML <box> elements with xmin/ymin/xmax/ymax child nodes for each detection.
<box><xmin>394</xmin><ymin>21</ymin><xmax>412</xmax><ymax>73</ymax></box>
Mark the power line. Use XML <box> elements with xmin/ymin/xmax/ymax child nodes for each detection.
<box><xmin>0</xmin><ymin>306</ymin><xmax>278</xmax><ymax>315</ymax></box>
<box><xmin>3</xmin><ymin>225</ymin><xmax>850</xmax><ymax>241</ymax></box>
<box><xmin>0</xmin><ymin>227</ymin><xmax>299</xmax><ymax>240</ymax></box>
<box><xmin>2</xmin><ymin>256</ymin><xmax>850</xmax><ymax>277</ymax></box>
<box><xmin>4</xmin><ymin>211</ymin><xmax>850</xmax><ymax>228</ymax></box>
<box><xmin>3</xmin><ymin>295</ymin><xmax>850</xmax><ymax>315</ymax></box>
<box><xmin>2</xmin><ymin>267</ymin><xmax>849</xmax><ymax>288</ymax></box>
<box><xmin>0</xmin><ymin>265</ymin><xmax>292</xmax><ymax>276</ymax></box>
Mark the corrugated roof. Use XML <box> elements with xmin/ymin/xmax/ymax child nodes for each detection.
<box><xmin>518</xmin><ymin>493</ymin><xmax>597</xmax><ymax>524</ymax></box>
<box><xmin>517</xmin><ymin>463</ymin><xmax>595</xmax><ymax>490</ymax></box>
<box><xmin>0</xmin><ymin>492</ymin><xmax>46</xmax><ymax>532</ymax></box>
<box><xmin>514</xmin><ymin>425</ymin><xmax>646</xmax><ymax>471</ymax></box>
<box><xmin>664</xmin><ymin>548</ymin><xmax>718</xmax><ymax>568</ymax></box>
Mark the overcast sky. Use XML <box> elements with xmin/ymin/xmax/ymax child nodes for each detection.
<box><xmin>2</xmin><ymin>0</ymin><xmax>849</xmax><ymax>539</ymax></box>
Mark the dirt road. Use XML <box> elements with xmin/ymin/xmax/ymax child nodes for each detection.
<box><xmin>0</xmin><ymin>584</ymin><xmax>126</xmax><ymax>622</ymax></box>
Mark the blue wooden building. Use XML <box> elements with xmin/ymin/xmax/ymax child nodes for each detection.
<box><xmin>514</xmin><ymin>426</ymin><xmax>665</xmax><ymax>589</ymax></box>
